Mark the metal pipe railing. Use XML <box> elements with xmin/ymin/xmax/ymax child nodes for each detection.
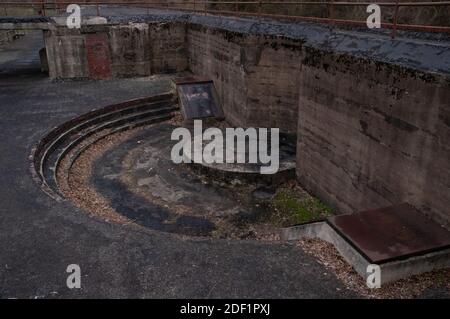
<box><xmin>392</xmin><ymin>0</ymin><xmax>400</xmax><ymax>38</ymax></box>
<box><xmin>0</xmin><ymin>1</ymin><xmax>449</xmax><ymax>7</ymax></box>
<box><xmin>1</xmin><ymin>1</ymin><xmax>449</xmax><ymax>37</ymax></box>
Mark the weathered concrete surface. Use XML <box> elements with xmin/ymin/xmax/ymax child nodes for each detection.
<box><xmin>43</xmin><ymin>21</ymin><xmax>188</xmax><ymax>80</ymax></box>
<box><xmin>109</xmin><ymin>23</ymin><xmax>151</xmax><ymax>77</ymax></box>
<box><xmin>0</xmin><ymin>31</ymin><xmax>359</xmax><ymax>298</ymax></box>
<box><xmin>44</xmin><ymin>29</ymin><xmax>89</xmax><ymax>79</ymax></box>
<box><xmin>0</xmin><ymin>16</ymin><xmax>52</xmax><ymax>30</ymax></box>
<box><xmin>187</xmin><ymin>27</ymin><xmax>301</xmax><ymax>133</ymax></box>
<box><xmin>0</xmin><ymin>30</ymin><xmax>16</xmax><ymax>44</ymax></box>
<box><xmin>0</xmin><ymin>29</ymin><xmax>42</xmax><ymax>75</ymax></box>
<box><xmin>34</xmin><ymin>9</ymin><xmax>450</xmax><ymax>136</ymax></box>
<box><xmin>187</xmin><ymin>26</ymin><xmax>247</xmax><ymax>128</ymax></box>
<box><xmin>3</xmin><ymin>8</ymin><xmax>450</xmax><ymax>235</ymax></box>
<box><xmin>296</xmin><ymin>49</ymin><xmax>450</xmax><ymax>227</ymax></box>
<box><xmin>184</xmin><ymin>12</ymin><xmax>450</xmax><ymax>227</ymax></box>
<box><xmin>86</xmin><ymin>32</ymin><xmax>112</xmax><ymax>79</ymax></box>
<box><xmin>89</xmin><ymin>124</ymin><xmax>285</xmax><ymax>238</ymax></box>
<box><xmin>85</xmin><ymin>8</ymin><xmax>450</xmax><ymax>74</ymax></box>
<box><xmin>149</xmin><ymin>22</ymin><xmax>188</xmax><ymax>74</ymax></box>
<box><xmin>39</xmin><ymin>47</ymin><xmax>48</xmax><ymax>73</ymax></box>
<box><xmin>2</xmin><ymin>9</ymin><xmax>450</xmax><ymax>73</ymax></box>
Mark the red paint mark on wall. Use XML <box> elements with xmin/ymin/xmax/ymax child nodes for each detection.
<box><xmin>86</xmin><ymin>33</ymin><xmax>112</xmax><ymax>79</ymax></box>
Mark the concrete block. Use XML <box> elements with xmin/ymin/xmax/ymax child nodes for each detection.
<box><xmin>281</xmin><ymin>222</ymin><xmax>450</xmax><ymax>284</ymax></box>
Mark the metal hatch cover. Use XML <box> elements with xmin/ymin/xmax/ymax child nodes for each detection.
<box><xmin>174</xmin><ymin>76</ymin><xmax>224</xmax><ymax>120</ymax></box>
<box><xmin>327</xmin><ymin>203</ymin><xmax>450</xmax><ymax>264</ymax></box>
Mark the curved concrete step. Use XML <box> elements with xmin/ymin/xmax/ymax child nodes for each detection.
<box><xmin>59</xmin><ymin>112</ymin><xmax>177</xmax><ymax>190</ymax></box>
<box><xmin>40</xmin><ymin>98</ymin><xmax>174</xmax><ymax>174</ymax></box>
<box><xmin>50</xmin><ymin>107</ymin><xmax>178</xmax><ymax>192</ymax></box>
<box><xmin>33</xmin><ymin>93</ymin><xmax>174</xmax><ymax>176</ymax></box>
<box><xmin>31</xmin><ymin>92</ymin><xmax>178</xmax><ymax>200</ymax></box>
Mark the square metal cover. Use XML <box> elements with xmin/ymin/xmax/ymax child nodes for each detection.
<box><xmin>174</xmin><ymin>77</ymin><xmax>224</xmax><ymax>120</ymax></box>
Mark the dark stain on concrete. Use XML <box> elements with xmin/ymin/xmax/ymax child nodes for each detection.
<box><xmin>384</xmin><ymin>115</ymin><xmax>419</xmax><ymax>133</ymax></box>
<box><xmin>359</xmin><ymin>120</ymin><xmax>381</xmax><ymax>143</ymax></box>
<box><xmin>91</xmin><ymin>128</ymin><xmax>217</xmax><ymax>237</ymax></box>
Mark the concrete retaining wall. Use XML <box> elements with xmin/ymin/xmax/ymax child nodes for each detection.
<box><xmin>44</xmin><ymin>29</ymin><xmax>89</xmax><ymax>78</ymax></box>
<box><xmin>42</xmin><ymin>19</ymin><xmax>450</xmax><ymax>226</ymax></box>
<box><xmin>187</xmin><ymin>26</ymin><xmax>247</xmax><ymax>128</ymax></box>
<box><xmin>297</xmin><ymin>48</ymin><xmax>450</xmax><ymax>226</ymax></box>
<box><xmin>45</xmin><ymin>22</ymin><xmax>300</xmax><ymax>133</ymax></box>
<box><xmin>0</xmin><ymin>29</ymin><xmax>17</xmax><ymax>44</ymax></box>
<box><xmin>149</xmin><ymin>22</ymin><xmax>188</xmax><ymax>74</ymax></box>
<box><xmin>45</xmin><ymin>22</ymin><xmax>188</xmax><ymax>79</ymax></box>
<box><xmin>185</xmin><ymin>22</ymin><xmax>450</xmax><ymax>226</ymax></box>
<box><xmin>187</xmin><ymin>26</ymin><xmax>301</xmax><ymax>133</ymax></box>
<box><xmin>109</xmin><ymin>23</ymin><xmax>151</xmax><ymax>77</ymax></box>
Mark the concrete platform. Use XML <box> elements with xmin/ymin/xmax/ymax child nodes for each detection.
<box><xmin>182</xmin><ymin>127</ymin><xmax>296</xmax><ymax>185</ymax></box>
<box><xmin>328</xmin><ymin>204</ymin><xmax>450</xmax><ymax>264</ymax></box>
<box><xmin>281</xmin><ymin>204</ymin><xmax>450</xmax><ymax>284</ymax></box>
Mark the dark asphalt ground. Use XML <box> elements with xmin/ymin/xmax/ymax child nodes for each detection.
<box><xmin>0</xmin><ymin>31</ymin><xmax>360</xmax><ymax>298</ymax></box>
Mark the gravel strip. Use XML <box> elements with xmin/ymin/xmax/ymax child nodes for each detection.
<box><xmin>297</xmin><ymin>238</ymin><xmax>450</xmax><ymax>298</ymax></box>
<box><xmin>57</xmin><ymin>129</ymin><xmax>141</xmax><ymax>226</ymax></box>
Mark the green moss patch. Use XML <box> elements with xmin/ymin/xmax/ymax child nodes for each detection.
<box><xmin>270</xmin><ymin>188</ymin><xmax>331</xmax><ymax>227</ymax></box>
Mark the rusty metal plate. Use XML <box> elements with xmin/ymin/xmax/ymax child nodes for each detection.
<box><xmin>327</xmin><ymin>203</ymin><xmax>450</xmax><ymax>264</ymax></box>
<box><xmin>175</xmin><ymin>78</ymin><xmax>224</xmax><ymax>120</ymax></box>
<box><xmin>86</xmin><ymin>33</ymin><xmax>112</xmax><ymax>80</ymax></box>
